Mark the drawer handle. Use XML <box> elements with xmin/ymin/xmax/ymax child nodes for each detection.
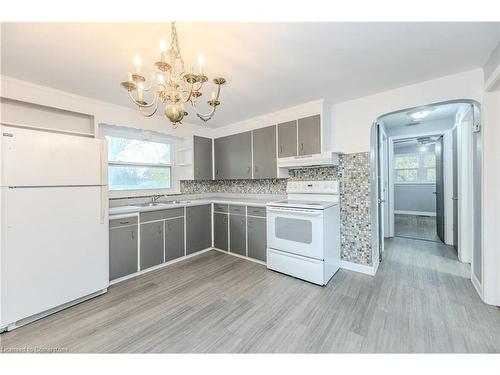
<box><xmin>119</xmin><ymin>221</ymin><xmax>130</xmax><ymax>225</ymax></box>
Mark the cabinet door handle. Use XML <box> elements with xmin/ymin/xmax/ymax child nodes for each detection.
<box><xmin>247</xmin><ymin>166</ymin><xmax>251</xmax><ymax>174</ymax></box>
<box><xmin>131</xmin><ymin>230</ymin><xmax>135</xmax><ymax>240</ymax></box>
<box><xmin>216</xmin><ymin>169</ymin><xmax>219</xmax><ymax>175</ymax></box>
<box><xmin>301</xmin><ymin>143</ymin><xmax>304</xmax><ymax>151</ymax></box>
<box><xmin>280</xmin><ymin>145</ymin><xmax>283</xmax><ymax>153</ymax></box>
<box><xmin>159</xmin><ymin>224</ymin><xmax>162</xmax><ymax>234</ymax></box>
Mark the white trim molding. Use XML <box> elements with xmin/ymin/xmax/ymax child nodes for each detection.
<box><xmin>341</xmin><ymin>260</ymin><xmax>378</xmax><ymax>276</ymax></box>
<box><xmin>395</xmin><ymin>210</ymin><xmax>436</xmax><ymax>217</ymax></box>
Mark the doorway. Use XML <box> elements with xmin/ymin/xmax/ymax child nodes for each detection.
<box><xmin>390</xmin><ymin>135</ymin><xmax>441</xmax><ymax>242</ymax></box>
<box><xmin>372</xmin><ymin>100</ymin><xmax>482</xmax><ymax>292</ymax></box>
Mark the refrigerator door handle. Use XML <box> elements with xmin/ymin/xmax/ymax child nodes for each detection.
<box><xmin>100</xmin><ymin>185</ymin><xmax>107</xmax><ymax>224</ymax></box>
<box><xmin>99</xmin><ymin>139</ymin><xmax>108</xmax><ymax>186</ymax></box>
<box><xmin>99</xmin><ymin>139</ymin><xmax>108</xmax><ymax>224</ymax></box>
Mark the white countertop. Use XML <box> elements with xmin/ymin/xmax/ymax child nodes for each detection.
<box><xmin>109</xmin><ymin>195</ymin><xmax>283</xmax><ymax>217</ymax></box>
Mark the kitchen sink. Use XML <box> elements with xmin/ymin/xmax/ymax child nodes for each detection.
<box><xmin>134</xmin><ymin>202</ymin><xmax>170</xmax><ymax>207</ymax></box>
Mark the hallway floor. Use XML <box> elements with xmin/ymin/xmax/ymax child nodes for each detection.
<box><xmin>395</xmin><ymin>214</ymin><xmax>440</xmax><ymax>242</ymax></box>
<box><xmin>1</xmin><ymin>241</ymin><xmax>500</xmax><ymax>353</ymax></box>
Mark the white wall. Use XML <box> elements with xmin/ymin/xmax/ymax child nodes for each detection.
<box><xmin>482</xmin><ymin>89</ymin><xmax>500</xmax><ymax>306</ymax></box>
<box><xmin>333</xmin><ymin>69</ymin><xmax>484</xmax><ymax>153</ymax></box>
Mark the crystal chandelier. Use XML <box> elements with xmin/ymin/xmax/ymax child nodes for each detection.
<box><xmin>120</xmin><ymin>22</ymin><xmax>226</xmax><ymax>127</ymax></box>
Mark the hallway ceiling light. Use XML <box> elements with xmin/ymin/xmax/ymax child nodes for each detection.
<box><xmin>408</xmin><ymin>109</ymin><xmax>432</xmax><ymax>120</ymax></box>
<box><xmin>120</xmin><ymin>22</ymin><xmax>227</xmax><ymax>127</ymax></box>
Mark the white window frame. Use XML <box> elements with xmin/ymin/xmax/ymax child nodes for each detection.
<box><xmin>100</xmin><ymin>124</ymin><xmax>181</xmax><ymax>198</ymax></box>
<box><xmin>394</xmin><ymin>151</ymin><xmax>436</xmax><ymax>184</ymax></box>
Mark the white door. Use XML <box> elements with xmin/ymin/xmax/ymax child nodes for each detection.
<box><xmin>1</xmin><ymin>186</ymin><xmax>109</xmax><ymax>327</ymax></box>
<box><xmin>267</xmin><ymin>207</ymin><xmax>324</xmax><ymax>259</ymax></box>
<box><xmin>1</xmin><ymin>125</ymin><xmax>106</xmax><ymax>187</ymax></box>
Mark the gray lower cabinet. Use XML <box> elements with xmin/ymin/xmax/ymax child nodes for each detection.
<box><xmin>214</xmin><ymin>132</ymin><xmax>252</xmax><ymax>179</ymax></box>
<box><xmin>298</xmin><ymin>114</ymin><xmax>321</xmax><ymax>155</ymax></box>
<box><xmin>230</xmin><ymin>214</ymin><xmax>247</xmax><ymax>256</ymax></box>
<box><xmin>278</xmin><ymin>120</ymin><xmax>297</xmax><ymax>158</ymax></box>
<box><xmin>109</xmin><ymin>225</ymin><xmax>138</xmax><ymax>280</ymax></box>
<box><xmin>186</xmin><ymin>205</ymin><xmax>212</xmax><ymax>255</ymax></box>
<box><xmin>193</xmin><ymin>135</ymin><xmax>213</xmax><ymax>180</ymax></box>
<box><xmin>165</xmin><ymin>217</ymin><xmax>185</xmax><ymax>262</ymax></box>
<box><xmin>214</xmin><ymin>212</ymin><xmax>228</xmax><ymax>251</ymax></box>
<box><xmin>247</xmin><ymin>216</ymin><xmax>267</xmax><ymax>262</ymax></box>
<box><xmin>140</xmin><ymin>221</ymin><xmax>164</xmax><ymax>270</ymax></box>
<box><xmin>252</xmin><ymin>125</ymin><xmax>277</xmax><ymax>178</ymax></box>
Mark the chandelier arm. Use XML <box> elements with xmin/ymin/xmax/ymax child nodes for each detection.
<box><xmin>128</xmin><ymin>90</ymin><xmax>159</xmax><ymax>108</ymax></box>
<box><xmin>191</xmin><ymin>99</ymin><xmax>217</xmax><ymax>121</ymax></box>
<box><xmin>139</xmin><ymin>73</ymin><xmax>157</xmax><ymax>91</ymax></box>
<box><xmin>139</xmin><ymin>104</ymin><xmax>159</xmax><ymax>118</ymax></box>
<box><xmin>178</xmin><ymin>82</ymin><xmax>195</xmax><ymax>103</ymax></box>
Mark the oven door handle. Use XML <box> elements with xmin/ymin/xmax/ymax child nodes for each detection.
<box><xmin>267</xmin><ymin>207</ymin><xmax>323</xmax><ymax>216</ymax></box>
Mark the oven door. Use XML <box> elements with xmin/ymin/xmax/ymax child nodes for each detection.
<box><xmin>267</xmin><ymin>206</ymin><xmax>324</xmax><ymax>260</ymax></box>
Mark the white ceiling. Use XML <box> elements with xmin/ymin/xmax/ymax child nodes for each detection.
<box><xmin>381</xmin><ymin>102</ymin><xmax>466</xmax><ymax>128</ymax></box>
<box><xmin>1</xmin><ymin>22</ymin><xmax>499</xmax><ymax>127</ymax></box>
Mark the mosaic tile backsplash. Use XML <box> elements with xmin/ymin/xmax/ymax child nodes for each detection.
<box><xmin>180</xmin><ymin>152</ymin><xmax>373</xmax><ymax>266</ymax></box>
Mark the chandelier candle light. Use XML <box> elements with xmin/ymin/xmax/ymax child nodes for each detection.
<box><xmin>120</xmin><ymin>22</ymin><xmax>226</xmax><ymax>127</ymax></box>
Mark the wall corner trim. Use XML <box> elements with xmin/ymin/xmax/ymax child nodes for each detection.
<box><xmin>341</xmin><ymin>260</ymin><xmax>378</xmax><ymax>276</ymax></box>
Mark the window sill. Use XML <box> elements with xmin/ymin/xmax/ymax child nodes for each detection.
<box><xmin>108</xmin><ymin>188</ymin><xmax>181</xmax><ymax>199</ymax></box>
<box><xmin>394</xmin><ymin>182</ymin><xmax>436</xmax><ymax>186</ymax></box>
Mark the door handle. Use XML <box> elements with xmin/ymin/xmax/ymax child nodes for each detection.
<box><xmin>452</xmin><ymin>197</ymin><xmax>458</xmax><ymax>201</ymax></box>
<box><xmin>378</xmin><ymin>199</ymin><xmax>386</xmax><ymax>203</ymax></box>
<box><xmin>432</xmin><ymin>192</ymin><xmax>438</xmax><ymax>195</ymax></box>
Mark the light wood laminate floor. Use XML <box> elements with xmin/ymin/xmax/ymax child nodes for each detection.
<box><xmin>1</xmin><ymin>239</ymin><xmax>500</xmax><ymax>353</ymax></box>
<box><xmin>395</xmin><ymin>214</ymin><xmax>440</xmax><ymax>242</ymax></box>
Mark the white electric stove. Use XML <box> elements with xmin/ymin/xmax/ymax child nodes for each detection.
<box><xmin>266</xmin><ymin>180</ymin><xmax>341</xmax><ymax>285</ymax></box>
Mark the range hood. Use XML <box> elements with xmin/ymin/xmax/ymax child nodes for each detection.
<box><xmin>277</xmin><ymin>151</ymin><xmax>340</xmax><ymax>169</ymax></box>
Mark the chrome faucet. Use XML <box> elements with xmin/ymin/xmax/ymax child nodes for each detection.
<box><xmin>151</xmin><ymin>194</ymin><xmax>164</xmax><ymax>204</ymax></box>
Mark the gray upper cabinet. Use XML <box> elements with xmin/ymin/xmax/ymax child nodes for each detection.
<box><xmin>186</xmin><ymin>204</ymin><xmax>212</xmax><ymax>255</ymax></box>
<box><xmin>247</xmin><ymin>216</ymin><xmax>267</xmax><ymax>262</ymax></box>
<box><xmin>298</xmin><ymin>115</ymin><xmax>321</xmax><ymax>155</ymax></box>
<box><xmin>109</xmin><ymin>224</ymin><xmax>138</xmax><ymax>281</ymax></box>
<box><xmin>230</xmin><ymin>214</ymin><xmax>247</xmax><ymax>256</ymax></box>
<box><xmin>252</xmin><ymin>125</ymin><xmax>277</xmax><ymax>178</ymax></box>
<box><xmin>277</xmin><ymin>120</ymin><xmax>297</xmax><ymax>158</ymax></box>
<box><xmin>214</xmin><ymin>132</ymin><xmax>252</xmax><ymax>180</ymax></box>
<box><xmin>140</xmin><ymin>221</ymin><xmax>164</xmax><ymax>270</ymax></box>
<box><xmin>193</xmin><ymin>135</ymin><xmax>213</xmax><ymax>180</ymax></box>
<box><xmin>165</xmin><ymin>217</ymin><xmax>185</xmax><ymax>262</ymax></box>
<box><xmin>213</xmin><ymin>212</ymin><xmax>228</xmax><ymax>251</ymax></box>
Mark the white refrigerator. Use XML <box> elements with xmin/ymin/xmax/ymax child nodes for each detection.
<box><xmin>0</xmin><ymin>125</ymin><xmax>109</xmax><ymax>331</ymax></box>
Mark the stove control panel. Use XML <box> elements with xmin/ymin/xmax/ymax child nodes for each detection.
<box><xmin>286</xmin><ymin>180</ymin><xmax>339</xmax><ymax>194</ymax></box>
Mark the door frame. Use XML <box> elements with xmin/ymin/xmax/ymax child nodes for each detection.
<box><xmin>370</xmin><ymin>99</ymin><xmax>480</xmax><ymax>276</ymax></box>
<box><xmin>387</xmin><ymin>129</ymin><xmax>453</xmax><ymax>244</ymax></box>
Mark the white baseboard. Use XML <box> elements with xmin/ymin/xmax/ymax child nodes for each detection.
<box><xmin>395</xmin><ymin>210</ymin><xmax>436</xmax><ymax>217</ymax></box>
<box><xmin>471</xmin><ymin>272</ymin><xmax>483</xmax><ymax>301</ymax></box>
<box><xmin>340</xmin><ymin>260</ymin><xmax>377</xmax><ymax>276</ymax></box>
